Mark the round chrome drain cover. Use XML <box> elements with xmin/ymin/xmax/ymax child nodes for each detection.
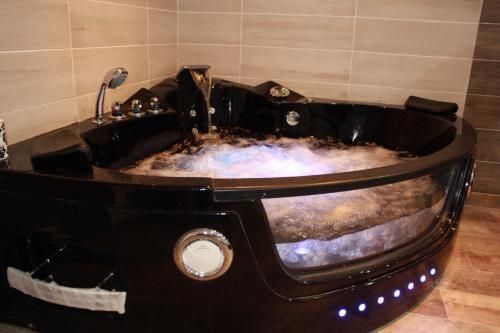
<box><xmin>174</xmin><ymin>229</ymin><xmax>233</xmax><ymax>281</ymax></box>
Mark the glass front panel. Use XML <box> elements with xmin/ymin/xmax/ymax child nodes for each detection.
<box><xmin>262</xmin><ymin>169</ymin><xmax>455</xmax><ymax>269</ymax></box>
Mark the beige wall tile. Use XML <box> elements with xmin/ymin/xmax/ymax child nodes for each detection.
<box><xmin>73</xmin><ymin>46</ymin><xmax>148</xmax><ymax>95</ymax></box>
<box><xmin>241</xmin><ymin>77</ymin><xmax>348</xmax><ymax>100</ymax></box>
<box><xmin>243</xmin><ymin>14</ymin><xmax>353</xmax><ymax>50</ymax></box>
<box><xmin>75</xmin><ymin>94</ymin><xmax>92</xmax><ymax>122</ymax></box>
<box><xmin>349</xmin><ymin>85</ymin><xmax>466</xmax><ymax>113</ymax></box>
<box><xmin>179</xmin><ymin>13</ymin><xmax>241</xmax><ymax>45</ymax></box>
<box><xmin>0</xmin><ymin>50</ymin><xmax>74</xmax><ymax>113</ymax></box>
<box><xmin>280</xmin><ymin>81</ymin><xmax>349</xmax><ymax>100</ymax></box>
<box><xmin>217</xmin><ymin>75</ymin><xmax>241</xmax><ymax>82</ymax></box>
<box><xmin>70</xmin><ymin>0</ymin><xmax>147</xmax><ymax>47</ymax></box>
<box><xmin>102</xmin><ymin>80</ymin><xmax>150</xmax><ymax>110</ymax></box>
<box><xmin>2</xmin><ymin>99</ymin><xmax>77</xmax><ymax>144</ymax></box>
<box><xmin>149</xmin><ymin>0</ymin><xmax>176</xmax><ymax>10</ymax></box>
<box><xmin>242</xmin><ymin>46</ymin><xmax>350</xmax><ymax>83</ymax></box>
<box><xmin>0</xmin><ymin>0</ymin><xmax>70</xmax><ymax>51</ymax></box>
<box><xmin>355</xmin><ymin>19</ymin><xmax>477</xmax><ymax>58</ymax></box>
<box><xmin>351</xmin><ymin>52</ymin><xmax>471</xmax><ymax>92</ymax></box>
<box><xmin>149</xmin><ymin>44</ymin><xmax>177</xmax><ymax>79</ymax></box>
<box><xmin>243</xmin><ymin>0</ymin><xmax>355</xmax><ymax>16</ymax></box>
<box><xmin>178</xmin><ymin>44</ymin><xmax>240</xmax><ymax>76</ymax></box>
<box><xmin>357</xmin><ymin>0</ymin><xmax>482</xmax><ymax>22</ymax></box>
<box><xmin>149</xmin><ymin>9</ymin><xmax>177</xmax><ymax>44</ymax></box>
<box><xmin>104</xmin><ymin>0</ymin><xmax>147</xmax><ymax>6</ymax></box>
<box><xmin>179</xmin><ymin>0</ymin><xmax>241</xmax><ymax>12</ymax></box>
<box><xmin>150</xmin><ymin>77</ymin><xmax>171</xmax><ymax>88</ymax></box>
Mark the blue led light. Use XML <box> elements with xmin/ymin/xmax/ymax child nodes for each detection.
<box><xmin>420</xmin><ymin>275</ymin><xmax>427</xmax><ymax>283</ymax></box>
<box><xmin>407</xmin><ymin>282</ymin><xmax>415</xmax><ymax>290</ymax></box>
<box><xmin>338</xmin><ymin>308</ymin><xmax>347</xmax><ymax>318</ymax></box>
<box><xmin>358</xmin><ymin>303</ymin><xmax>366</xmax><ymax>312</ymax></box>
<box><xmin>393</xmin><ymin>289</ymin><xmax>401</xmax><ymax>298</ymax></box>
<box><xmin>377</xmin><ymin>296</ymin><xmax>385</xmax><ymax>305</ymax></box>
<box><xmin>430</xmin><ymin>268</ymin><xmax>437</xmax><ymax>276</ymax></box>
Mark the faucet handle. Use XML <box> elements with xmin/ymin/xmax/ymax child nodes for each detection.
<box><xmin>109</xmin><ymin>101</ymin><xmax>127</xmax><ymax>121</ymax></box>
<box><xmin>148</xmin><ymin>97</ymin><xmax>163</xmax><ymax>114</ymax></box>
<box><xmin>129</xmin><ymin>99</ymin><xmax>146</xmax><ymax>118</ymax></box>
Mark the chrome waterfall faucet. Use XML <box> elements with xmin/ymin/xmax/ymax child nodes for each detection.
<box><xmin>93</xmin><ymin>67</ymin><xmax>128</xmax><ymax>125</ymax></box>
<box><xmin>176</xmin><ymin>65</ymin><xmax>215</xmax><ymax>133</ymax></box>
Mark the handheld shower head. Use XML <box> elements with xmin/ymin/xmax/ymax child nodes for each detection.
<box><xmin>103</xmin><ymin>67</ymin><xmax>128</xmax><ymax>89</ymax></box>
<box><xmin>93</xmin><ymin>67</ymin><xmax>128</xmax><ymax>125</ymax></box>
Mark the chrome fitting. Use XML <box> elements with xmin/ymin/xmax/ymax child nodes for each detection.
<box><xmin>129</xmin><ymin>99</ymin><xmax>146</xmax><ymax>118</ymax></box>
<box><xmin>109</xmin><ymin>101</ymin><xmax>127</xmax><ymax>121</ymax></box>
<box><xmin>148</xmin><ymin>97</ymin><xmax>163</xmax><ymax>114</ymax></box>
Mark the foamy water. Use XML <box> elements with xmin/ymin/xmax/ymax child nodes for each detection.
<box><xmin>123</xmin><ymin>131</ymin><xmax>448</xmax><ymax>268</ymax></box>
<box><xmin>125</xmin><ymin>132</ymin><xmax>414</xmax><ymax>178</ymax></box>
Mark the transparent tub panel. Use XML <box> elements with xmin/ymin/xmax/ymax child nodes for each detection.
<box><xmin>262</xmin><ymin>169</ymin><xmax>455</xmax><ymax>269</ymax></box>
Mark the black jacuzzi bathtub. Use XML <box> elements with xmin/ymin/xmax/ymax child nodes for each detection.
<box><xmin>0</xmin><ymin>75</ymin><xmax>475</xmax><ymax>333</ymax></box>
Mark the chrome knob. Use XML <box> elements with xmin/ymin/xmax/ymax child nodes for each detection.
<box><xmin>112</xmin><ymin>101</ymin><xmax>121</xmax><ymax>113</ymax></box>
<box><xmin>129</xmin><ymin>99</ymin><xmax>145</xmax><ymax>118</ymax></box>
<box><xmin>131</xmin><ymin>99</ymin><xmax>142</xmax><ymax>112</ymax></box>
<box><xmin>286</xmin><ymin>110</ymin><xmax>301</xmax><ymax>126</ymax></box>
<box><xmin>148</xmin><ymin>96</ymin><xmax>163</xmax><ymax>114</ymax></box>
<box><xmin>109</xmin><ymin>101</ymin><xmax>126</xmax><ymax>121</ymax></box>
<box><xmin>270</xmin><ymin>85</ymin><xmax>291</xmax><ymax>98</ymax></box>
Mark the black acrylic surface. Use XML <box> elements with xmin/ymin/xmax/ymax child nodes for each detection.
<box><xmin>0</xmin><ymin>77</ymin><xmax>476</xmax><ymax>332</ymax></box>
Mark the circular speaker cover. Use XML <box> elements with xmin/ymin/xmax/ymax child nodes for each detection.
<box><xmin>174</xmin><ymin>229</ymin><xmax>233</xmax><ymax>281</ymax></box>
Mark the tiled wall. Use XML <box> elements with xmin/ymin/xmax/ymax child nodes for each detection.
<box><xmin>178</xmin><ymin>0</ymin><xmax>482</xmax><ymax>115</ymax></box>
<box><xmin>0</xmin><ymin>0</ymin><xmax>497</xmax><ymax>194</ymax></box>
<box><xmin>0</xmin><ymin>0</ymin><xmax>177</xmax><ymax>144</ymax></box>
<box><xmin>463</xmin><ymin>0</ymin><xmax>500</xmax><ymax>194</ymax></box>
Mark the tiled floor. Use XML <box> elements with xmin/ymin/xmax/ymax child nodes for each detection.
<box><xmin>1</xmin><ymin>193</ymin><xmax>499</xmax><ymax>333</ymax></box>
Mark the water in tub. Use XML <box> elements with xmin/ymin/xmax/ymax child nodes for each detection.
<box><xmin>123</xmin><ymin>129</ymin><xmax>449</xmax><ymax>268</ymax></box>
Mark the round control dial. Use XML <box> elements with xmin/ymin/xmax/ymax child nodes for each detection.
<box><xmin>174</xmin><ymin>229</ymin><xmax>233</xmax><ymax>281</ymax></box>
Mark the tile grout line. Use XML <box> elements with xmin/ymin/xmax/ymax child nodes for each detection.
<box><xmin>476</xmin><ymin>160</ymin><xmax>500</xmax><ymax>164</ymax></box>
<box><xmin>0</xmin><ymin>44</ymin><xmax>175</xmax><ymax>54</ymax></box>
<box><xmin>475</xmin><ymin>128</ymin><xmax>500</xmax><ymax>132</ymax></box>
<box><xmin>66</xmin><ymin>0</ymin><xmax>78</xmax><ymax>123</ymax></box>
<box><xmin>176</xmin><ymin>0</ymin><xmax>179</xmax><ymax>69</ymax></box>
<box><xmin>88</xmin><ymin>0</ymin><xmax>175</xmax><ymax>12</ymax></box>
<box><xmin>460</xmin><ymin>0</ymin><xmax>484</xmax><ymax>116</ymax></box>
<box><xmin>436</xmin><ymin>288</ymin><xmax>450</xmax><ymax>320</ymax></box>
<box><xmin>468</xmin><ymin>93</ymin><xmax>500</xmax><ymax>98</ymax></box>
<box><xmin>473</xmin><ymin>58</ymin><xmax>500</xmax><ymax>63</ymax></box>
<box><xmin>238</xmin><ymin>0</ymin><xmax>244</xmax><ymax>82</ymax></box>
<box><xmin>463</xmin><ymin>0</ymin><xmax>485</xmax><ymax>98</ymax></box>
<box><xmin>175</xmin><ymin>42</ymin><xmax>474</xmax><ymax>60</ymax></box>
<box><xmin>239</xmin><ymin>76</ymin><xmax>467</xmax><ymax>95</ymax></box>
<box><xmin>347</xmin><ymin>0</ymin><xmax>359</xmax><ymax>100</ymax></box>
<box><xmin>1</xmin><ymin>44</ymin><xmax>475</xmax><ymax>62</ymax></box>
<box><xmin>73</xmin><ymin>43</ymin><xmax>163</xmax><ymax>50</ymax></box>
<box><xmin>176</xmin><ymin>10</ymin><xmax>481</xmax><ymax>24</ymax></box>
<box><xmin>146</xmin><ymin>0</ymin><xmax>150</xmax><ymax>85</ymax></box>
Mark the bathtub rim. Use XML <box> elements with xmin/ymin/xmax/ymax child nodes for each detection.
<box><xmin>1</xmin><ymin>102</ymin><xmax>476</xmax><ymax>203</ymax></box>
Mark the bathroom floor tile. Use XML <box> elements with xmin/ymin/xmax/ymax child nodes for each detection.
<box><xmin>411</xmin><ymin>288</ymin><xmax>448</xmax><ymax>319</ymax></box>
<box><xmin>440</xmin><ymin>289</ymin><xmax>500</xmax><ymax>328</ymax></box>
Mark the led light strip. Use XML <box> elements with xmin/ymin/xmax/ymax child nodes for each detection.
<box><xmin>337</xmin><ymin>267</ymin><xmax>438</xmax><ymax>318</ymax></box>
